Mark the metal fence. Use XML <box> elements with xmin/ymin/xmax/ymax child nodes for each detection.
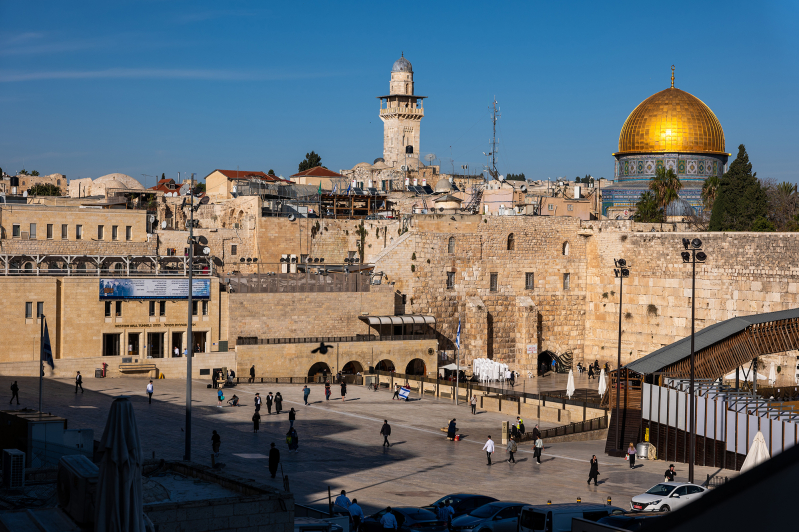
<box><xmin>533</xmin><ymin>416</ymin><xmax>608</xmax><ymax>441</ymax></box>
<box><xmin>227</xmin><ymin>270</ymin><xmax>371</xmax><ymax>293</ymax></box>
<box><xmin>236</xmin><ymin>334</ymin><xmax>436</xmax><ymax>346</ymax></box>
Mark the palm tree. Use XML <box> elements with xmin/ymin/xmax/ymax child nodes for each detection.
<box><xmin>701</xmin><ymin>175</ymin><xmax>720</xmax><ymax>211</ymax></box>
<box><xmin>633</xmin><ymin>191</ymin><xmax>661</xmax><ymax>223</ymax></box>
<box><xmin>649</xmin><ymin>167</ymin><xmax>683</xmax><ymax>229</ymax></box>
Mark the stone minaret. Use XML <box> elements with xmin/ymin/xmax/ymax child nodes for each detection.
<box><xmin>378</xmin><ymin>53</ymin><xmax>426</xmax><ymax>168</ymax></box>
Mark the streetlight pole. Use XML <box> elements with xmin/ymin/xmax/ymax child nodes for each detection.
<box><xmin>681</xmin><ymin>238</ymin><xmax>707</xmax><ymax>484</ymax></box>
<box><xmin>185</xmin><ymin>175</ymin><xmax>196</xmax><ymax>461</ymax></box>
<box><xmin>613</xmin><ymin>259</ymin><xmax>630</xmax><ymax>452</ymax></box>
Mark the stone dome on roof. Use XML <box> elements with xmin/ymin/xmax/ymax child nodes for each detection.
<box><xmin>93</xmin><ymin>173</ymin><xmax>144</xmax><ymax>190</ymax></box>
<box><xmin>372</xmin><ymin>160</ymin><xmax>389</xmax><ymax>170</ymax></box>
<box><xmin>434</xmin><ymin>178</ymin><xmax>453</xmax><ymax>193</ymax></box>
<box><xmin>665</xmin><ymin>198</ymin><xmax>696</xmax><ymax>217</ymax></box>
<box><xmin>353</xmin><ymin>162</ymin><xmax>373</xmax><ymax>169</ymax></box>
<box><xmin>392</xmin><ymin>53</ymin><xmax>412</xmax><ymax>73</ymax></box>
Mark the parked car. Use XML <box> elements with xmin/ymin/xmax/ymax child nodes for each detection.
<box><xmin>595</xmin><ymin>511</ymin><xmax>668</xmax><ymax>531</ymax></box>
<box><xmin>630</xmin><ymin>482</ymin><xmax>707</xmax><ymax>512</ymax></box>
<box><xmin>360</xmin><ymin>507</ymin><xmax>447</xmax><ymax>532</ymax></box>
<box><xmin>423</xmin><ymin>494</ymin><xmax>498</xmax><ymax>519</ymax></box>
<box><xmin>518</xmin><ymin>503</ymin><xmax>625</xmax><ymax>532</ymax></box>
<box><xmin>450</xmin><ymin>501</ymin><xmax>525</xmax><ymax>532</ymax></box>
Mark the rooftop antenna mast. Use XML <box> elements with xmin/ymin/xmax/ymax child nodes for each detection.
<box><xmin>486</xmin><ymin>97</ymin><xmax>500</xmax><ymax>180</ymax></box>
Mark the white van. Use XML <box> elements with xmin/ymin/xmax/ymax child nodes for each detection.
<box><xmin>518</xmin><ymin>504</ymin><xmax>623</xmax><ymax>532</ymax></box>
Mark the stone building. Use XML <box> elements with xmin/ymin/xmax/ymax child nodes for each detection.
<box><xmin>68</xmin><ymin>173</ymin><xmax>144</xmax><ymax>198</ymax></box>
<box><xmin>379</xmin><ymin>53</ymin><xmax>426</xmax><ymax>169</ymax></box>
<box><xmin>204</xmin><ymin>169</ymin><xmax>289</xmax><ymax>200</ymax></box>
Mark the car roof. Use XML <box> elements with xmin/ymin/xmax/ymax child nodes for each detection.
<box><xmin>447</xmin><ymin>494</ymin><xmax>495</xmax><ymax>499</ymax></box>
<box><xmin>653</xmin><ymin>482</ymin><xmax>700</xmax><ymax>487</ymax></box>
<box><xmin>482</xmin><ymin>502</ymin><xmax>526</xmax><ymax>507</ymax></box>
<box><xmin>522</xmin><ymin>504</ymin><xmax>623</xmax><ymax>511</ymax></box>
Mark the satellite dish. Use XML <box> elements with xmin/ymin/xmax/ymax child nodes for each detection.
<box><xmin>521</xmin><ymin>185</ymin><xmax>528</xmax><ymax>193</ymax></box>
<box><xmin>149</xmin><ymin>215</ymin><xmax>156</xmax><ymax>223</ymax></box>
<box><xmin>287</xmin><ymin>213</ymin><xmax>296</xmax><ymax>222</ymax></box>
<box><xmin>161</xmin><ymin>221</ymin><xmax>167</xmax><ymax>229</ymax></box>
<box><xmin>197</xmin><ymin>236</ymin><xmax>208</xmax><ymax>245</ymax></box>
<box><xmin>199</xmin><ymin>196</ymin><xmax>210</xmax><ymax>205</ymax></box>
<box><xmin>202</xmin><ymin>247</ymin><xmax>210</xmax><ymax>255</ymax></box>
<box><xmin>179</xmin><ymin>183</ymin><xmax>191</xmax><ymax>196</ymax></box>
<box><xmin>425</xmin><ymin>153</ymin><xmax>436</xmax><ymax>163</ymax></box>
<box><xmin>498</xmin><ymin>175</ymin><xmax>505</xmax><ymax>181</ymax></box>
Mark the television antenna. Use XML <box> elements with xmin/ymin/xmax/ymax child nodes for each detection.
<box><xmin>424</xmin><ymin>153</ymin><xmax>436</xmax><ymax>166</ymax></box>
<box><xmin>484</xmin><ymin>97</ymin><xmax>500</xmax><ymax>180</ymax></box>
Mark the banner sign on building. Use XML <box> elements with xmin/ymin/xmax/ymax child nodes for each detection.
<box><xmin>99</xmin><ymin>279</ymin><xmax>211</xmax><ymax>300</ymax></box>
<box><xmin>526</xmin><ymin>344</ymin><xmax>538</xmax><ymax>355</ymax></box>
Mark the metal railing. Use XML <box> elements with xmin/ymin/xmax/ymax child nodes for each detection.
<box><xmin>532</xmin><ymin>416</ymin><xmax>608</xmax><ymax>441</ymax></box>
<box><xmin>237</xmin><ymin>334</ymin><xmax>436</xmax><ymax>346</ymax></box>
<box><xmin>705</xmin><ymin>474</ymin><xmax>730</xmax><ymax>489</ymax></box>
<box><xmin>227</xmin><ymin>269</ymin><xmax>371</xmax><ymax>293</ymax></box>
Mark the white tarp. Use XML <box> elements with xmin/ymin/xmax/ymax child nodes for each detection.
<box><xmin>723</xmin><ymin>369</ymin><xmax>767</xmax><ymax>382</ymax></box>
<box><xmin>439</xmin><ymin>363</ymin><xmax>467</xmax><ymax>371</ymax></box>
<box><xmin>598</xmin><ymin>368</ymin><xmax>607</xmax><ymax>397</ymax></box>
<box><xmin>566</xmin><ymin>370</ymin><xmax>576</xmax><ymax>399</ymax></box>
<box><xmin>741</xmin><ymin>431</ymin><xmax>771</xmax><ymax>473</ymax></box>
<box><xmin>768</xmin><ymin>363</ymin><xmax>777</xmax><ymax>386</ymax></box>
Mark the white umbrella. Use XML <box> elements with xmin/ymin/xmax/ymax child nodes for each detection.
<box><xmin>94</xmin><ymin>396</ymin><xmax>146</xmax><ymax>532</ymax></box>
<box><xmin>566</xmin><ymin>369</ymin><xmax>576</xmax><ymax>399</ymax></box>
<box><xmin>768</xmin><ymin>363</ymin><xmax>777</xmax><ymax>386</ymax></box>
<box><xmin>724</xmin><ymin>369</ymin><xmax>767</xmax><ymax>382</ymax></box>
<box><xmin>741</xmin><ymin>431</ymin><xmax>770</xmax><ymax>473</ymax></box>
<box><xmin>598</xmin><ymin>368</ymin><xmax>607</xmax><ymax>397</ymax></box>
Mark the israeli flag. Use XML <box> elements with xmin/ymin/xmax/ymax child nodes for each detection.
<box><xmin>456</xmin><ymin>319</ymin><xmax>461</xmax><ymax>350</ymax></box>
<box><xmin>332</xmin><ymin>184</ymin><xmax>337</xmax><ymax>195</ymax></box>
<box><xmin>42</xmin><ymin>319</ymin><xmax>55</xmax><ymax>369</ymax></box>
<box><xmin>346</xmin><ymin>183</ymin><xmax>352</xmax><ymax>196</ymax></box>
<box><xmin>398</xmin><ymin>386</ymin><xmax>411</xmax><ymax>400</ymax></box>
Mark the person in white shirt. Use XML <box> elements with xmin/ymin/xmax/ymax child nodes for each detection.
<box><xmin>380</xmin><ymin>508</ymin><xmax>397</xmax><ymax>530</ymax></box>
<box><xmin>146</xmin><ymin>380</ymin><xmax>154</xmax><ymax>404</ymax></box>
<box><xmin>482</xmin><ymin>435</ymin><xmax>495</xmax><ymax>465</ymax></box>
<box><xmin>174</xmin><ymin>346</ymin><xmax>179</xmax><ymax>357</ymax></box>
<box><xmin>349</xmin><ymin>499</ymin><xmax>364</xmax><ymax>532</ymax></box>
<box><xmin>334</xmin><ymin>490</ymin><xmax>351</xmax><ymax>508</ymax></box>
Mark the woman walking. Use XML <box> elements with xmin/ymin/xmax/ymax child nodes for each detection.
<box><xmin>588</xmin><ymin>455</ymin><xmax>599</xmax><ymax>485</ymax></box>
<box><xmin>289</xmin><ymin>408</ymin><xmax>296</xmax><ymax>428</ymax></box>
<box><xmin>275</xmin><ymin>392</ymin><xmax>283</xmax><ymax>414</ymax></box>
<box><xmin>627</xmin><ymin>443</ymin><xmax>636</xmax><ymax>469</ymax></box>
<box><xmin>340</xmin><ymin>381</ymin><xmax>347</xmax><ymax>401</ymax></box>
<box><xmin>252</xmin><ymin>411</ymin><xmax>261</xmax><ymax>433</ymax></box>
<box><xmin>324</xmin><ymin>381</ymin><xmax>331</xmax><ymax>401</ymax></box>
<box><xmin>588</xmin><ymin>363</ymin><xmax>594</xmax><ymax>380</ymax></box>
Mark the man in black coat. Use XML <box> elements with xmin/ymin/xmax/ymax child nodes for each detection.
<box><xmin>588</xmin><ymin>455</ymin><xmax>599</xmax><ymax>485</ymax></box>
<box><xmin>268</xmin><ymin>442</ymin><xmax>280</xmax><ymax>478</ymax></box>
<box><xmin>266</xmin><ymin>392</ymin><xmax>274</xmax><ymax>414</ymax></box>
<box><xmin>380</xmin><ymin>420</ymin><xmax>391</xmax><ymax>447</ymax></box>
<box><xmin>75</xmin><ymin>372</ymin><xmax>83</xmax><ymax>394</ymax></box>
<box><xmin>249</xmin><ymin>365</ymin><xmax>255</xmax><ymax>383</ymax></box>
<box><xmin>9</xmin><ymin>381</ymin><xmax>19</xmax><ymax>405</ymax></box>
<box><xmin>254</xmin><ymin>393</ymin><xmax>262</xmax><ymax>412</ymax></box>
<box><xmin>532</xmin><ymin>424</ymin><xmax>541</xmax><ymax>441</ymax></box>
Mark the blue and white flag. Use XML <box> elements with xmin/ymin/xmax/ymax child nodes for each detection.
<box><xmin>346</xmin><ymin>183</ymin><xmax>351</xmax><ymax>196</ymax></box>
<box><xmin>456</xmin><ymin>319</ymin><xmax>461</xmax><ymax>350</ymax></box>
<box><xmin>41</xmin><ymin>320</ymin><xmax>54</xmax><ymax>369</ymax></box>
<box><xmin>398</xmin><ymin>386</ymin><xmax>411</xmax><ymax>400</ymax></box>
<box><xmin>332</xmin><ymin>184</ymin><xmax>337</xmax><ymax>195</ymax></box>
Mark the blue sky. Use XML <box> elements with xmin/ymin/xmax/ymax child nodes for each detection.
<box><xmin>1</xmin><ymin>0</ymin><xmax>797</xmax><ymax>186</ymax></box>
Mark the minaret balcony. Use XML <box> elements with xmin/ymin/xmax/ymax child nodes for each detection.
<box><xmin>380</xmin><ymin>107</ymin><xmax>424</xmax><ymax>118</ymax></box>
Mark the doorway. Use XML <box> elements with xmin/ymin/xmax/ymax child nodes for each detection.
<box><xmin>102</xmin><ymin>333</ymin><xmax>121</xmax><ymax>357</ymax></box>
<box><xmin>172</xmin><ymin>332</ymin><xmax>183</xmax><ymax>357</ymax></box>
<box><xmin>148</xmin><ymin>332</ymin><xmax>165</xmax><ymax>358</ymax></box>
<box><xmin>127</xmin><ymin>333</ymin><xmax>140</xmax><ymax>357</ymax></box>
<box><xmin>538</xmin><ymin>351</ymin><xmax>556</xmax><ymax>376</ymax></box>
<box><xmin>193</xmin><ymin>332</ymin><xmax>207</xmax><ymax>353</ymax></box>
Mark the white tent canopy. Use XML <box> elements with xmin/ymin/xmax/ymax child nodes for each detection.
<box><xmin>741</xmin><ymin>431</ymin><xmax>771</xmax><ymax>473</ymax></box>
<box><xmin>439</xmin><ymin>363</ymin><xmax>467</xmax><ymax>371</ymax></box>
<box><xmin>724</xmin><ymin>369</ymin><xmax>767</xmax><ymax>382</ymax></box>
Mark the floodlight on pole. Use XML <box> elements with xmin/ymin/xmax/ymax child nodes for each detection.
<box><xmin>612</xmin><ymin>258</ymin><xmax>630</xmax><ymax>452</ymax></box>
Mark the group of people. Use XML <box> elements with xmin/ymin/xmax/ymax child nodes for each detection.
<box><xmin>482</xmin><ymin>423</ymin><xmax>544</xmax><ymax>466</ymax></box>
<box><xmin>333</xmin><ymin>490</ymin><xmax>365</xmax><ymax>531</ymax></box>
<box><xmin>324</xmin><ymin>380</ymin><xmax>347</xmax><ymax>401</ymax></box>
<box><xmin>576</xmin><ymin>360</ymin><xmax>609</xmax><ymax>379</ymax></box>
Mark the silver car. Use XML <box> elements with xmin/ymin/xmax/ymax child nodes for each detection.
<box><xmin>450</xmin><ymin>502</ymin><xmax>525</xmax><ymax>532</ymax></box>
<box><xmin>630</xmin><ymin>482</ymin><xmax>707</xmax><ymax>512</ymax></box>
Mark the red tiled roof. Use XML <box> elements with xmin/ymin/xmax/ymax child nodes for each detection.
<box><xmin>211</xmin><ymin>169</ymin><xmax>290</xmax><ymax>183</ymax></box>
<box><xmin>289</xmin><ymin>166</ymin><xmax>343</xmax><ymax>178</ymax></box>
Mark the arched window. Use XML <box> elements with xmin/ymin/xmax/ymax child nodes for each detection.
<box><xmin>448</xmin><ymin>237</ymin><xmax>455</xmax><ymax>254</ymax></box>
<box><xmin>507</xmin><ymin>233</ymin><xmax>515</xmax><ymax>251</ymax></box>
<box><xmin>24</xmin><ymin>262</ymin><xmax>33</xmax><ymax>273</ymax></box>
<box><xmin>562</xmin><ymin>241</ymin><xmax>570</xmax><ymax>256</ymax></box>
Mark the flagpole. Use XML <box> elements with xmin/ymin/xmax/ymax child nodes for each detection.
<box><xmin>39</xmin><ymin>315</ymin><xmax>44</xmax><ymax>413</ymax></box>
<box><xmin>455</xmin><ymin>318</ymin><xmax>460</xmax><ymax>406</ymax></box>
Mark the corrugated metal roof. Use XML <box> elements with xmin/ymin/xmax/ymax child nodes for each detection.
<box><xmin>359</xmin><ymin>315</ymin><xmax>435</xmax><ymax>325</ymax></box>
<box><xmin>626</xmin><ymin>308</ymin><xmax>799</xmax><ymax>375</ymax></box>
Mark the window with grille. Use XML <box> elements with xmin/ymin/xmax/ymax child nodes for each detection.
<box><xmin>25</xmin><ymin>302</ymin><xmax>32</xmax><ymax>318</ymax></box>
<box><xmin>448</xmin><ymin>237</ymin><xmax>455</xmax><ymax>254</ymax></box>
<box><xmin>490</xmin><ymin>273</ymin><xmax>498</xmax><ymax>292</ymax></box>
<box><xmin>563</xmin><ymin>273</ymin><xmax>571</xmax><ymax>290</ymax></box>
<box><xmin>446</xmin><ymin>271</ymin><xmax>455</xmax><ymax>289</ymax></box>
<box><xmin>526</xmin><ymin>272</ymin><xmax>534</xmax><ymax>290</ymax></box>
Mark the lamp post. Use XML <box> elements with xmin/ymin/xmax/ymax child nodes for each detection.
<box><xmin>613</xmin><ymin>259</ymin><xmax>630</xmax><ymax>452</ymax></box>
<box><xmin>681</xmin><ymin>238</ymin><xmax>707</xmax><ymax>484</ymax></box>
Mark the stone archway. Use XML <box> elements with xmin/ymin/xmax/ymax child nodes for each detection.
<box><xmin>342</xmin><ymin>361</ymin><xmax>363</xmax><ymax>375</ymax></box>
<box><xmin>405</xmin><ymin>358</ymin><xmax>426</xmax><ymax>375</ymax></box>
<box><xmin>538</xmin><ymin>351</ymin><xmax>556</xmax><ymax>376</ymax></box>
<box><xmin>308</xmin><ymin>362</ymin><xmax>331</xmax><ymax>378</ymax></box>
<box><xmin>376</xmin><ymin>359</ymin><xmax>395</xmax><ymax>372</ymax></box>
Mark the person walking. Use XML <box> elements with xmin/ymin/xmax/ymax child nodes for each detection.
<box><xmin>437</xmin><ymin>502</ymin><xmax>455</xmax><ymax>528</ymax></box>
<box><xmin>324</xmin><ymin>381</ymin><xmax>331</xmax><ymax>401</ymax></box>
<box><xmin>470</xmin><ymin>394</ymin><xmax>477</xmax><ymax>415</ymax></box>
<box><xmin>146</xmin><ymin>380</ymin><xmax>154</xmax><ymax>404</ymax></box>
<box><xmin>482</xmin><ymin>435</ymin><xmax>495</xmax><ymax>465</ymax></box>
<box><xmin>588</xmin><ymin>363</ymin><xmax>594</xmax><ymax>380</ymax></box>
<box><xmin>249</xmin><ymin>365</ymin><xmax>255</xmax><ymax>383</ymax></box>
<box><xmin>266</xmin><ymin>392</ymin><xmax>274</xmax><ymax>414</ymax></box>
<box><xmin>286</xmin><ymin>427</ymin><xmax>299</xmax><ymax>453</ymax></box>
<box><xmin>533</xmin><ymin>436</ymin><xmax>543</xmax><ymax>464</ymax></box>
<box><xmin>340</xmin><ymin>380</ymin><xmax>347</xmax><ymax>401</ymax></box>
<box><xmin>268</xmin><ymin>442</ymin><xmax>280</xmax><ymax>478</ymax></box>
<box><xmin>303</xmin><ymin>385</ymin><xmax>311</xmax><ymax>405</ymax></box>
<box><xmin>211</xmin><ymin>430</ymin><xmax>221</xmax><ymax>457</ymax></box>
<box><xmin>289</xmin><ymin>408</ymin><xmax>296</xmax><ymax>428</ymax></box>
<box><xmin>627</xmin><ymin>443</ymin><xmax>637</xmax><ymax>469</ymax></box>
<box><xmin>75</xmin><ymin>371</ymin><xmax>83</xmax><ymax>394</ymax></box>
<box><xmin>532</xmin><ymin>424</ymin><xmax>541</xmax><ymax>442</ymax></box>
<box><xmin>217</xmin><ymin>387</ymin><xmax>224</xmax><ymax>407</ymax></box>
<box><xmin>380</xmin><ymin>508</ymin><xmax>398</xmax><ymax>530</ymax></box>
<box><xmin>335</xmin><ymin>490</ymin><xmax>351</xmax><ymax>508</ymax></box>
<box><xmin>392</xmin><ymin>384</ymin><xmax>400</xmax><ymax>400</ymax></box>
<box><xmin>380</xmin><ymin>420</ymin><xmax>391</xmax><ymax>447</ymax></box>
<box><xmin>349</xmin><ymin>499</ymin><xmax>364</xmax><ymax>532</ymax></box>
<box><xmin>588</xmin><ymin>455</ymin><xmax>599</xmax><ymax>485</ymax></box>
<box><xmin>255</xmin><ymin>393</ymin><xmax>262</xmax><ymax>412</ymax></box>
<box><xmin>275</xmin><ymin>392</ymin><xmax>283</xmax><ymax>414</ymax></box>
<box><xmin>664</xmin><ymin>464</ymin><xmax>676</xmax><ymax>482</ymax></box>
<box><xmin>9</xmin><ymin>381</ymin><xmax>20</xmax><ymax>405</ymax></box>
<box><xmin>507</xmin><ymin>436</ymin><xmax>517</xmax><ymax>463</ymax></box>
<box><xmin>447</xmin><ymin>419</ymin><xmax>457</xmax><ymax>441</ymax></box>
<box><xmin>252</xmin><ymin>411</ymin><xmax>261</xmax><ymax>433</ymax></box>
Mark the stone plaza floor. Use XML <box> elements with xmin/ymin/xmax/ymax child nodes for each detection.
<box><xmin>5</xmin><ymin>375</ymin><xmax>737</xmax><ymax>514</ymax></box>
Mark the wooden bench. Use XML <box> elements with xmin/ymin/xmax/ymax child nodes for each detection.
<box><xmin>119</xmin><ymin>363</ymin><xmax>157</xmax><ymax>373</ymax></box>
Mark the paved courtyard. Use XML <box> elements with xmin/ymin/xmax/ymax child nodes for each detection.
<box><xmin>5</xmin><ymin>375</ymin><xmax>737</xmax><ymax>514</ymax></box>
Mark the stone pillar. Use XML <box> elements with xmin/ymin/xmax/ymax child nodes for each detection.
<box><xmin>462</xmin><ymin>296</ymin><xmax>487</xmax><ymax>366</ymax></box>
<box><xmin>515</xmin><ymin>296</ymin><xmax>539</xmax><ymax>375</ymax></box>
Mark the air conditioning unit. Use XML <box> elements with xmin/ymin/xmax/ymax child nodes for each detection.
<box><xmin>57</xmin><ymin>454</ymin><xmax>98</xmax><ymax>527</ymax></box>
<box><xmin>2</xmin><ymin>449</ymin><xmax>25</xmax><ymax>489</ymax></box>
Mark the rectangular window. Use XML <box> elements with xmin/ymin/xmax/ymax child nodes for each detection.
<box><xmin>37</xmin><ymin>302</ymin><xmax>43</xmax><ymax>318</ymax></box>
<box><xmin>149</xmin><ymin>301</ymin><xmax>155</xmax><ymax>317</ymax></box>
<box><xmin>62</xmin><ymin>224</ymin><xmax>68</xmax><ymax>239</ymax></box>
<box><xmin>446</xmin><ymin>272</ymin><xmax>455</xmax><ymax>289</ymax></box>
<box><xmin>47</xmin><ymin>224</ymin><xmax>53</xmax><ymax>239</ymax></box>
<box><xmin>115</xmin><ymin>301</ymin><xmax>122</xmax><ymax>317</ymax></box>
<box><xmin>125</xmin><ymin>226</ymin><xmax>132</xmax><ymax>241</ymax></box>
<box><xmin>29</xmin><ymin>223</ymin><xmax>36</xmax><ymax>239</ymax></box>
<box><xmin>25</xmin><ymin>302</ymin><xmax>32</xmax><ymax>319</ymax></box>
<box><xmin>563</xmin><ymin>273</ymin><xmax>571</xmax><ymax>290</ymax></box>
<box><xmin>12</xmin><ymin>224</ymin><xmax>20</xmax><ymax>238</ymax></box>
<box><xmin>548</xmin><ymin>204</ymin><xmax>555</xmax><ymax>211</ymax></box>
<box><xmin>97</xmin><ymin>225</ymin><xmax>104</xmax><ymax>240</ymax></box>
<box><xmin>105</xmin><ymin>301</ymin><xmax>112</xmax><ymax>317</ymax></box>
<box><xmin>526</xmin><ymin>272</ymin><xmax>535</xmax><ymax>290</ymax></box>
<box><xmin>159</xmin><ymin>301</ymin><xmax>166</xmax><ymax>317</ymax></box>
<box><xmin>192</xmin><ymin>301</ymin><xmax>198</xmax><ymax>316</ymax></box>
<box><xmin>202</xmin><ymin>301</ymin><xmax>208</xmax><ymax>316</ymax></box>
<box><xmin>76</xmin><ymin>225</ymin><xmax>83</xmax><ymax>240</ymax></box>
<box><xmin>112</xmin><ymin>226</ymin><xmax>118</xmax><ymax>240</ymax></box>
<box><xmin>490</xmin><ymin>272</ymin><xmax>498</xmax><ymax>292</ymax></box>
<box><xmin>567</xmin><ymin>204</ymin><xmax>574</xmax><ymax>211</ymax></box>
<box><xmin>231</xmin><ymin>245</ymin><xmax>237</xmax><ymax>256</ymax></box>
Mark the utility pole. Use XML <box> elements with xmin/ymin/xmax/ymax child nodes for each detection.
<box><xmin>184</xmin><ymin>175</ymin><xmax>196</xmax><ymax>461</ymax></box>
<box><xmin>613</xmin><ymin>259</ymin><xmax>630</xmax><ymax>452</ymax></box>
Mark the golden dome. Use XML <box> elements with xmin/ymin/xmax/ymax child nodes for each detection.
<box><xmin>617</xmin><ymin>87</ymin><xmax>725</xmax><ymax>155</ymax></box>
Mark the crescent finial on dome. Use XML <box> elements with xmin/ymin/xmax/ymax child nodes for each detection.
<box><xmin>671</xmin><ymin>65</ymin><xmax>675</xmax><ymax>88</ymax></box>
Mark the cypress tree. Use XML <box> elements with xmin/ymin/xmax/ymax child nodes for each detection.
<box><xmin>709</xmin><ymin>144</ymin><xmax>768</xmax><ymax>231</ymax></box>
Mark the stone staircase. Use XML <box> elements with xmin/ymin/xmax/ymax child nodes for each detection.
<box><xmin>372</xmin><ymin>230</ymin><xmax>414</xmax><ymax>264</ymax></box>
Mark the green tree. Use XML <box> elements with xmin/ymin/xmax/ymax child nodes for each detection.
<box><xmin>298</xmin><ymin>151</ymin><xmax>324</xmax><ymax>172</ymax></box>
<box><xmin>18</xmin><ymin>169</ymin><xmax>29</xmax><ymax>175</ymax></box>
<box><xmin>31</xmin><ymin>170</ymin><xmax>39</xmax><ymax>176</ymax></box>
<box><xmin>633</xmin><ymin>191</ymin><xmax>662</xmax><ymax>223</ymax></box>
<box><xmin>763</xmin><ymin>180</ymin><xmax>798</xmax><ymax>231</ymax></box>
<box><xmin>161</xmin><ymin>173</ymin><xmax>166</xmax><ymax>180</ymax></box>
<box><xmin>649</xmin><ymin>166</ymin><xmax>682</xmax><ymax>228</ymax></box>
<box><xmin>701</xmin><ymin>175</ymin><xmax>720</xmax><ymax>211</ymax></box>
<box><xmin>28</xmin><ymin>183</ymin><xmax>61</xmax><ymax>196</ymax></box>
<box><xmin>268</xmin><ymin>169</ymin><xmax>275</xmax><ymax>175</ymax></box>
<box><xmin>574</xmin><ymin>176</ymin><xmax>581</xmax><ymax>183</ymax></box>
<box><xmin>709</xmin><ymin>145</ymin><xmax>768</xmax><ymax>231</ymax></box>
<box><xmin>752</xmin><ymin>216</ymin><xmax>775</xmax><ymax>232</ymax></box>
